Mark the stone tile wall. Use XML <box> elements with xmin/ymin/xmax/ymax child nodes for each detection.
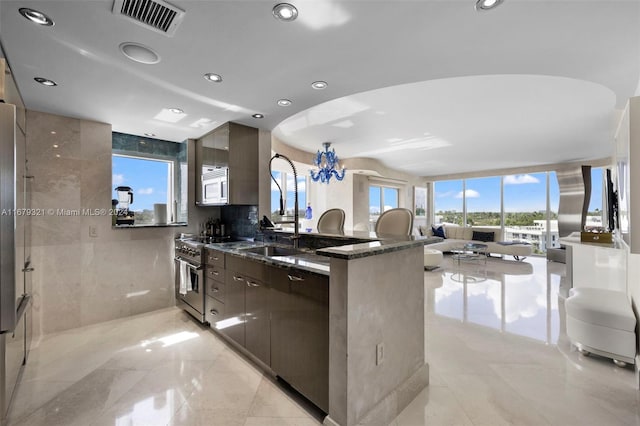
<box><xmin>26</xmin><ymin>111</ymin><xmax>196</xmax><ymax>337</ymax></box>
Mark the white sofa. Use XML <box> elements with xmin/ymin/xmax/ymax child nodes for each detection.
<box><xmin>424</xmin><ymin>225</ymin><xmax>533</xmax><ymax>260</ymax></box>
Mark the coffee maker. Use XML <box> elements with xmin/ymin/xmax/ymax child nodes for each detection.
<box><xmin>115</xmin><ymin>186</ymin><xmax>135</xmax><ymax>225</ymax></box>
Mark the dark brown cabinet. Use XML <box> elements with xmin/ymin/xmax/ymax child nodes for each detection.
<box><xmin>205</xmin><ymin>250</ymin><xmax>329</xmax><ymax>412</ymax></box>
<box><xmin>205</xmin><ymin>295</ymin><xmax>224</xmax><ymax>328</ymax></box>
<box><xmin>223</xmin><ymin>268</ymin><xmax>247</xmax><ymax>347</ymax></box>
<box><xmin>243</xmin><ymin>273</ymin><xmax>270</xmax><ymax>366</ymax></box>
<box><xmin>205</xmin><ymin>249</ymin><xmax>226</xmax><ymax>328</ymax></box>
<box><xmin>269</xmin><ymin>266</ymin><xmax>329</xmax><ymax>412</ymax></box>
<box><xmin>223</xmin><ymin>255</ymin><xmax>270</xmax><ymax>365</ymax></box>
<box><xmin>195</xmin><ymin>122</ymin><xmax>260</xmax><ymax>206</ymax></box>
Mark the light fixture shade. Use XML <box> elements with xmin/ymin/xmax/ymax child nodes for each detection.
<box><xmin>310</xmin><ymin>142</ymin><xmax>346</xmax><ymax>183</ymax></box>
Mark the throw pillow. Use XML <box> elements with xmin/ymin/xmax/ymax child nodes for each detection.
<box><xmin>472</xmin><ymin>230</ymin><xmax>494</xmax><ymax>242</ymax></box>
<box><xmin>432</xmin><ymin>225</ymin><xmax>446</xmax><ymax>238</ymax></box>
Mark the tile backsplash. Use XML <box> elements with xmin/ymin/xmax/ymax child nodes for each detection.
<box><xmin>221</xmin><ymin>205</ymin><xmax>259</xmax><ymax>239</ymax></box>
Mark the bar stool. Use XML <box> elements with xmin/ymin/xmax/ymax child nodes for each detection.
<box><xmin>317</xmin><ymin>208</ymin><xmax>346</xmax><ymax>233</ymax></box>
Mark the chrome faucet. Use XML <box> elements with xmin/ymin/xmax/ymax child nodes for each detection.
<box><xmin>269</xmin><ymin>153</ymin><xmax>300</xmax><ymax>248</ymax></box>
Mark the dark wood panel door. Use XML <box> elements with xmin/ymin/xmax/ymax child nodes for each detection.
<box><xmin>244</xmin><ymin>274</ymin><xmax>270</xmax><ymax>366</ymax></box>
<box><xmin>270</xmin><ymin>266</ymin><xmax>329</xmax><ymax>412</ymax></box>
<box><xmin>223</xmin><ymin>269</ymin><xmax>246</xmax><ymax>347</ymax></box>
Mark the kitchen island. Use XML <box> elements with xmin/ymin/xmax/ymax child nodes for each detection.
<box><xmin>200</xmin><ymin>230</ymin><xmax>437</xmax><ymax>426</ymax></box>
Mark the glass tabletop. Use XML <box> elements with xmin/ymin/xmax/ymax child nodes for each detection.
<box><xmin>462</xmin><ymin>243</ymin><xmax>488</xmax><ymax>250</ymax></box>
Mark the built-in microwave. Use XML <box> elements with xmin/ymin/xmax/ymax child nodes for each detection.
<box><xmin>202</xmin><ymin>166</ymin><xmax>228</xmax><ymax>204</ymax></box>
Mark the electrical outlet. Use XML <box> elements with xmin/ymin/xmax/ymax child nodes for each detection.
<box><xmin>376</xmin><ymin>343</ymin><xmax>384</xmax><ymax>365</ymax></box>
<box><xmin>89</xmin><ymin>226</ymin><xmax>97</xmax><ymax>237</ymax></box>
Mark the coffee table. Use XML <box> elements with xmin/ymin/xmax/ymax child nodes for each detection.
<box><xmin>451</xmin><ymin>243</ymin><xmax>488</xmax><ymax>265</ymax></box>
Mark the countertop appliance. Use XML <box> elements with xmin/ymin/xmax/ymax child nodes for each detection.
<box><xmin>115</xmin><ymin>186</ymin><xmax>135</xmax><ymax>225</ymax></box>
<box><xmin>174</xmin><ymin>239</ymin><xmax>206</xmax><ymax>323</ymax></box>
<box><xmin>0</xmin><ymin>97</ymin><xmax>32</xmax><ymax>422</ymax></box>
<box><xmin>201</xmin><ymin>166</ymin><xmax>228</xmax><ymax>205</ymax></box>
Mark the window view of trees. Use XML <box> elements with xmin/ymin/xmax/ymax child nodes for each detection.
<box><xmin>503</xmin><ymin>172</ymin><xmax>551</xmax><ymax>254</ymax></box>
<box><xmin>466</xmin><ymin>176</ymin><xmax>500</xmax><ymax>226</ymax></box>
<box><xmin>434</xmin><ymin>180</ymin><xmax>464</xmax><ymax>225</ymax></box>
<box><xmin>433</xmin><ymin>169</ymin><xmax>603</xmax><ymax>256</ymax></box>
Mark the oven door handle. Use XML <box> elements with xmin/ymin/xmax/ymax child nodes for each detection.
<box><xmin>175</xmin><ymin>258</ymin><xmax>203</xmax><ymax>271</ymax></box>
<box><xmin>186</xmin><ymin>263</ymin><xmax>203</xmax><ymax>271</ymax></box>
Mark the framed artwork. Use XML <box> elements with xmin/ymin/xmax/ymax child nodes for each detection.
<box><xmin>414</xmin><ymin>186</ymin><xmax>427</xmax><ymax>218</ymax></box>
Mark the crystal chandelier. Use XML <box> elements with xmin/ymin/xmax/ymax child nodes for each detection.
<box><xmin>310</xmin><ymin>142</ymin><xmax>346</xmax><ymax>183</ymax></box>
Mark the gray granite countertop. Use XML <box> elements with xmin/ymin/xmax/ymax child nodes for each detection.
<box><xmin>259</xmin><ymin>229</ymin><xmax>441</xmax><ymax>260</ymax></box>
<box><xmin>204</xmin><ymin>241</ymin><xmax>330</xmax><ymax>276</ymax></box>
<box><xmin>191</xmin><ymin>230</ymin><xmax>441</xmax><ymax>276</ymax></box>
<box><xmin>316</xmin><ymin>238</ymin><xmax>428</xmax><ymax>260</ymax></box>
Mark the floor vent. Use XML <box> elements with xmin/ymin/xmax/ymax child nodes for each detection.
<box><xmin>112</xmin><ymin>0</ymin><xmax>185</xmax><ymax>37</ymax></box>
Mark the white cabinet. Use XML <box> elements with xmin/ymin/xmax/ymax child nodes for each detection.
<box><xmin>561</xmin><ymin>234</ymin><xmax>627</xmax><ymax>292</ymax></box>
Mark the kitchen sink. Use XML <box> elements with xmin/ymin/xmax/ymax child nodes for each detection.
<box><xmin>240</xmin><ymin>245</ymin><xmax>304</xmax><ymax>257</ymax></box>
<box><xmin>239</xmin><ymin>244</ymin><xmax>331</xmax><ymax>266</ymax></box>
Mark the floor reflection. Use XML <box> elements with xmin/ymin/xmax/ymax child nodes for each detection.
<box><xmin>428</xmin><ymin>255</ymin><xmax>566</xmax><ymax>344</ymax></box>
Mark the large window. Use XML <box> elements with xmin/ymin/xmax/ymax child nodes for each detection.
<box><xmin>432</xmin><ymin>168</ymin><xmax>605</xmax><ymax>255</ymax></box>
<box><xmin>369</xmin><ymin>185</ymin><xmax>399</xmax><ymax>227</ymax></box>
<box><xmin>112</xmin><ymin>132</ymin><xmax>187</xmax><ymax>226</ymax></box>
<box><xmin>503</xmin><ymin>172</ymin><xmax>550</xmax><ymax>254</ymax></box>
<box><xmin>432</xmin><ymin>168</ymin><xmax>610</xmax><ymax>255</ymax></box>
<box><xmin>112</xmin><ymin>155</ymin><xmax>172</xmax><ymax>225</ymax></box>
<box><xmin>465</xmin><ymin>176</ymin><xmax>501</xmax><ymax>227</ymax></box>
<box><xmin>270</xmin><ymin>171</ymin><xmax>307</xmax><ymax>222</ymax></box>
<box><xmin>433</xmin><ymin>180</ymin><xmax>463</xmax><ymax>225</ymax></box>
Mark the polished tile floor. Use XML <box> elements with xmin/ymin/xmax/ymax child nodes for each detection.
<box><xmin>6</xmin><ymin>255</ymin><xmax>640</xmax><ymax>426</ymax></box>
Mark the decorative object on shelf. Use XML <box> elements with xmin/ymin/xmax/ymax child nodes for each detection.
<box><xmin>310</xmin><ymin>142</ymin><xmax>346</xmax><ymax>183</ymax></box>
<box><xmin>304</xmin><ymin>203</ymin><xmax>313</xmax><ymax>232</ymax></box>
<box><xmin>580</xmin><ymin>231</ymin><xmax>613</xmax><ymax>244</ymax></box>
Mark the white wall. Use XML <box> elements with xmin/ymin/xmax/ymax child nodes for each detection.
<box><xmin>623</xmin><ymin>98</ymin><xmax>640</xmax><ymax>316</ymax></box>
<box><xmin>271</xmin><ymin>136</ymin><xmax>426</xmax><ymax>233</ymax></box>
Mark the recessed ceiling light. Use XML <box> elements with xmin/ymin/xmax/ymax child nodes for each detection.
<box><xmin>55</xmin><ymin>154</ymin><xmax>61</xmax><ymax>158</ymax></box>
<box><xmin>277</xmin><ymin>99</ymin><xmax>292</xmax><ymax>107</ymax></box>
<box><xmin>272</xmin><ymin>3</ymin><xmax>298</xmax><ymax>21</ymax></box>
<box><xmin>52</xmin><ymin>144</ymin><xmax>59</xmax><ymax>148</ymax></box>
<box><xmin>169</xmin><ymin>108</ymin><xmax>184</xmax><ymax>114</ymax></box>
<box><xmin>19</xmin><ymin>7</ymin><xmax>54</xmax><ymax>26</ymax></box>
<box><xmin>204</xmin><ymin>73</ymin><xmax>222</xmax><ymax>83</ymax></box>
<box><xmin>144</xmin><ymin>132</ymin><xmax>156</xmax><ymax>137</ymax></box>
<box><xmin>252</xmin><ymin>113</ymin><xmax>264</xmax><ymax>119</ymax></box>
<box><xmin>311</xmin><ymin>81</ymin><xmax>328</xmax><ymax>90</ymax></box>
<box><xmin>50</xmin><ymin>131</ymin><xmax>56</xmax><ymax>134</ymax></box>
<box><xmin>119</xmin><ymin>42</ymin><xmax>160</xmax><ymax>65</ymax></box>
<box><xmin>475</xmin><ymin>0</ymin><xmax>504</xmax><ymax>11</ymax></box>
<box><xmin>34</xmin><ymin>77</ymin><xmax>57</xmax><ymax>86</ymax></box>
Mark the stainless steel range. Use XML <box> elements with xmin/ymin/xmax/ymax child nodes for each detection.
<box><xmin>174</xmin><ymin>239</ymin><xmax>206</xmax><ymax>323</ymax></box>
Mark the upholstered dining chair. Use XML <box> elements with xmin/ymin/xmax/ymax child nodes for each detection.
<box><xmin>316</xmin><ymin>208</ymin><xmax>346</xmax><ymax>233</ymax></box>
<box><xmin>374</xmin><ymin>208</ymin><xmax>414</xmax><ymax>236</ymax></box>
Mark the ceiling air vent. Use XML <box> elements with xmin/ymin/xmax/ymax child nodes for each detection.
<box><xmin>112</xmin><ymin>0</ymin><xmax>185</xmax><ymax>37</ymax></box>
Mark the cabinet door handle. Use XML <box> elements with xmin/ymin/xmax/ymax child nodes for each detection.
<box><xmin>22</xmin><ymin>267</ymin><xmax>35</xmax><ymax>272</ymax></box>
<box><xmin>210</xmin><ymin>309</ymin><xmax>219</xmax><ymax>316</ymax></box>
<box><xmin>233</xmin><ymin>275</ymin><xmax>244</xmax><ymax>282</ymax></box>
<box><xmin>246</xmin><ymin>281</ymin><xmax>260</xmax><ymax>287</ymax></box>
<box><xmin>211</xmin><ymin>270</ymin><xmax>219</xmax><ymax>276</ymax></box>
<box><xmin>211</xmin><ymin>256</ymin><xmax>219</xmax><ymax>261</ymax></box>
<box><xmin>211</xmin><ymin>287</ymin><xmax>219</xmax><ymax>293</ymax></box>
<box><xmin>288</xmin><ymin>274</ymin><xmax>304</xmax><ymax>282</ymax></box>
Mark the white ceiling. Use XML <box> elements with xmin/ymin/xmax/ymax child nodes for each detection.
<box><xmin>1</xmin><ymin>0</ymin><xmax>639</xmax><ymax>177</ymax></box>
